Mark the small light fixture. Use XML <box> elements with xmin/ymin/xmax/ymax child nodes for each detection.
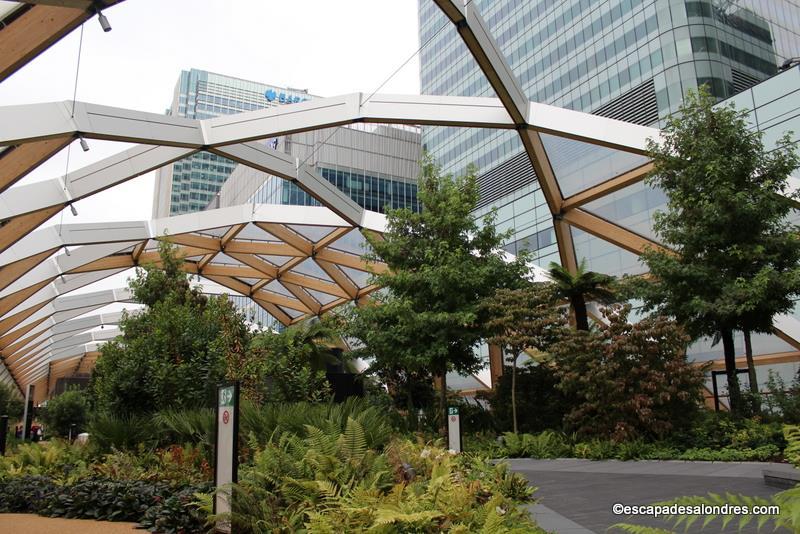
<box><xmin>97</xmin><ymin>11</ymin><xmax>111</xmax><ymax>32</ymax></box>
<box><xmin>64</xmin><ymin>246</ymin><xmax>71</xmax><ymax>257</ymax></box>
<box><xmin>60</xmin><ymin>274</ymin><xmax>66</xmax><ymax>284</ymax></box>
<box><xmin>70</xmin><ymin>204</ymin><xmax>78</xmax><ymax>216</ymax></box>
<box><xmin>78</xmin><ymin>135</ymin><xmax>89</xmax><ymax>152</ymax></box>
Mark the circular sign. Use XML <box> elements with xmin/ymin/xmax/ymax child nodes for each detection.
<box><xmin>450</xmin><ymin>416</ymin><xmax>457</xmax><ymax>422</ymax></box>
<box><xmin>222</xmin><ymin>410</ymin><xmax>230</xmax><ymax>425</ymax></box>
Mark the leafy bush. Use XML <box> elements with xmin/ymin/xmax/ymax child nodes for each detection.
<box><xmin>87</xmin><ymin>412</ymin><xmax>158</xmax><ymax>452</ymax></box>
<box><xmin>90</xmin><ymin>241</ymin><xmax>249</xmax><ymax>417</ymax></box>
<box><xmin>215</xmin><ymin>426</ymin><xmax>542</xmax><ymax>533</ymax></box>
<box><xmin>43</xmin><ymin>389</ymin><xmax>88</xmax><ymax>437</ymax></box>
<box><xmin>0</xmin><ymin>475</ymin><xmax>57</xmax><ymax>512</ymax></box>
<box><xmin>0</xmin><ymin>475</ymin><xmax>209</xmax><ymax>531</ymax></box>
<box><xmin>0</xmin><ymin>381</ymin><xmax>23</xmax><ymax>420</ymax></box>
<box><xmin>668</xmin><ymin>411</ymin><xmax>785</xmax><ymax>451</ymax></box>
<box><xmin>0</xmin><ymin>440</ymin><xmax>89</xmax><ymax>480</ymax></box>
<box><xmin>551</xmin><ymin>304</ymin><xmax>704</xmax><ymax>442</ymax></box>
<box><xmin>764</xmin><ymin>370</ymin><xmax>800</xmax><ymax>422</ymax></box>
<box><xmin>503</xmin><ymin>430</ymin><xmax>571</xmax><ymax>459</ymax></box>
<box><xmin>478</xmin><ymin>362</ymin><xmax>573</xmax><ymax>434</ymax></box>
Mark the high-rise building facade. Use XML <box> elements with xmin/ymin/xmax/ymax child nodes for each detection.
<box><xmin>152</xmin><ymin>69</ymin><xmax>313</xmax><ymax>217</ymax></box>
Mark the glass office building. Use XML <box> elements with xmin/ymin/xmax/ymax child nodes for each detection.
<box><xmin>152</xmin><ymin>69</ymin><xmax>313</xmax><ymax>217</ymax></box>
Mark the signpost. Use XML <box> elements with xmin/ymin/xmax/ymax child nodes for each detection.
<box><xmin>214</xmin><ymin>383</ymin><xmax>239</xmax><ymax>534</ymax></box>
<box><xmin>447</xmin><ymin>406</ymin><xmax>461</xmax><ymax>453</ymax></box>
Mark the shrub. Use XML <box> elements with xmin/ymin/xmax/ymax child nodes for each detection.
<box><xmin>503</xmin><ymin>431</ymin><xmax>571</xmax><ymax>459</ymax></box>
<box><xmin>551</xmin><ymin>304</ymin><xmax>705</xmax><ymax>442</ymax></box>
<box><xmin>0</xmin><ymin>382</ymin><xmax>23</xmax><ymax>420</ymax></box>
<box><xmin>479</xmin><ymin>362</ymin><xmax>573</xmax><ymax>434</ymax></box>
<box><xmin>43</xmin><ymin>389</ymin><xmax>88</xmax><ymax>437</ymax></box>
<box><xmin>0</xmin><ymin>475</ymin><xmax>209</xmax><ymax>531</ymax></box>
<box><xmin>87</xmin><ymin>412</ymin><xmax>158</xmax><ymax>452</ymax></box>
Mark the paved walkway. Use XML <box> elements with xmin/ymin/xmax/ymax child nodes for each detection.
<box><xmin>0</xmin><ymin>514</ymin><xmax>139</xmax><ymax>533</ymax></box>
<box><xmin>507</xmin><ymin>459</ymin><xmax>796</xmax><ymax>533</ymax></box>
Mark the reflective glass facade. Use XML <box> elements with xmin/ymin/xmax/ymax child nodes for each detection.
<box><xmin>152</xmin><ymin>69</ymin><xmax>313</xmax><ymax>217</ymax></box>
<box><xmin>420</xmin><ymin>0</ymin><xmax>800</xmax><ymax>177</ymax></box>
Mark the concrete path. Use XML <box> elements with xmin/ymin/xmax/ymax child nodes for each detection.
<box><xmin>0</xmin><ymin>513</ymin><xmax>139</xmax><ymax>533</ymax></box>
<box><xmin>508</xmin><ymin>459</ymin><xmax>795</xmax><ymax>534</ymax></box>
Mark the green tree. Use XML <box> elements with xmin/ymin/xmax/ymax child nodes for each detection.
<box><xmin>548</xmin><ymin>260</ymin><xmax>616</xmax><ymax>331</ymax></box>
<box><xmin>347</xmin><ymin>155</ymin><xmax>530</xmax><ymax>439</ymax></box>
<box><xmin>551</xmin><ymin>304</ymin><xmax>705</xmax><ymax>442</ymax></box>
<box><xmin>241</xmin><ymin>319</ymin><xmax>338</xmax><ymax>403</ymax></box>
<box><xmin>481</xmin><ymin>283</ymin><xmax>566</xmax><ymax>433</ymax></box>
<box><xmin>90</xmin><ymin>241</ymin><xmax>250</xmax><ymax>416</ymax></box>
<box><xmin>637</xmin><ymin>88</ymin><xmax>800</xmax><ymax>415</ymax></box>
<box><xmin>43</xmin><ymin>388</ymin><xmax>88</xmax><ymax>437</ymax></box>
<box><xmin>0</xmin><ymin>382</ymin><xmax>24</xmax><ymax>420</ymax></box>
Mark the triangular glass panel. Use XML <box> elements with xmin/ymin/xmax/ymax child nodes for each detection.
<box><xmin>339</xmin><ymin>265</ymin><xmax>371</xmax><ymax>288</ymax></box>
<box><xmin>257</xmin><ymin>254</ymin><xmax>291</xmax><ymax>266</ymax></box>
<box><xmin>570</xmin><ymin>227</ymin><xmax>647</xmax><ymax>277</ymax></box>
<box><xmin>210</xmin><ymin>252</ymin><xmax>243</xmax><ymax>266</ymax></box>
<box><xmin>687</xmin><ymin>331</ymin><xmax>797</xmax><ymax>364</ymax></box>
<box><xmin>195</xmin><ymin>226</ymin><xmax>230</xmax><ymax>238</ymax></box>
<box><xmin>539</xmin><ymin>133</ymin><xmax>649</xmax><ymax>198</ymax></box>
<box><xmin>582</xmin><ymin>181</ymin><xmax>667</xmax><ymax>241</ymax></box>
<box><xmin>287</xmin><ymin>224</ymin><xmax>337</xmax><ymax>243</ymax></box>
<box><xmin>236</xmin><ymin>222</ymin><xmax>277</xmax><ymax>241</ymax></box>
<box><xmin>264</xmin><ymin>281</ymin><xmax>293</xmax><ymax>297</ymax></box>
<box><xmin>329</xmin><ymin>229</ymin><xmax>370</xmax><ymax>255</ymax></box>
<box><xmin>279</xmin><ymin>306</ymin><xmax>303</xmax><ymax>319</ymax></box>
<box><xmin>306</xmin><ymin>289</ymin><xmax>339</xmax><ymax>305</ymax></box>
<box><xmin>292</xmin><ymin>258</ymin><xmax>333</xmax><ymax>281</ymax></box>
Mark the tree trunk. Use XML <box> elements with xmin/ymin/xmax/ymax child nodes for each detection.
<box><xmin>743</xmin><ymin>329</ymin><xmax>761</xmax><ymax>412</ymax></box>
<box><xmin>721</xmin><ymin>328</ymin><xmax>743</xmax><ymax>416</ymax></box>
<box><xmin>571</xmin><ymin>295</ymin><xmax>590</xmax><ymax>331</ymax></box>
<box><xmin>511</xmin><ymin>352</ymin><xmax>519</xmax><ymax>435</ymax></box>
<box><xmin>438</xmin><ymin>364</ymin><xmax>448</xmax><ymax>442</ymax></box>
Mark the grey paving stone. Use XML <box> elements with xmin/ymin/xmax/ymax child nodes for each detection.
<box><xmin>509</xmin><ymin>460</ymin><xmax>792</xmax><ymax>534</ymax></box>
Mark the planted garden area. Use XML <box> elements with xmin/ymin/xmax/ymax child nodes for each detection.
<box><xmin>2</xmin><ymin>90</ymin><xmax>800</xmax><ymax>532</ymax></box>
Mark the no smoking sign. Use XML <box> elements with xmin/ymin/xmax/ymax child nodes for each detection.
<box><xmin>222</xmin><ymin>410</ymin><xmax>230</xmax><ymax>425</ymax></box>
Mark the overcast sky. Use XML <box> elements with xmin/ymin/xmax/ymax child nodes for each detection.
<box><xmin>1</xmin><ymin>0</ymin><xmax>421</xmax><ymax>221</ymax></box>
<box><xmin>0</xmin><ymin>0</ymin><xmax>422</xmax><ymax>299</ymax></box>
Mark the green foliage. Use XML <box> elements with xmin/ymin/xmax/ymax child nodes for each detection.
<box><xmin>479</xmin><ymin>362</ymin><xmax>573</xmax><ymax>435</ymax></box>
<box><xmin>0</xmin><ymin>475</ymin><xmax>210</xmax><ymax>532</ymax></box>
<box><xmin>764</xmin><ymin>369</ymin><xmax>800</xmax><ymax>423</ymax></box>
<box><xmin>217</xmin><ymin>431</ymin><xmax>542</xmax><ymax>533</ymax></box>
<box><xmin>240</xmin><ymin>319</ymin><xmax>337</xmax><ymax>403</ymax></box>
<box><xmin>87</xmin><ymin>412</ymin><xmax>158</xmax><ymax>452</ymax></box>
<box><xmin>548</xmin><ymin>259</ymin><xmax>617</xmax><ymax>331</ymax></box>
<box><xmin>154</xmin><ymin>407</ymin><xmax>214</xmax><ymax>455</ymax></box>
<box><xmin>636</xmin><ymin>87</ymin><xmax>800</xmax><ymax>415</ymax></box>
<box><xmin>502</xmin><ymin>431</ymin><xmax>571</xmax><ymax>459</ymax></box>
<box><xmin>550</xmin><ymin>304</ymin><xmax>705</xmax><ymax>441</ymax></box>
<box><xmin>90</xmin><ymin>240</ymin><xmax>250</xmax><ymax>416</ymax></box>
<box><xmin>785</xmin><ymin>425</ymin><xmax>800</xmax><ymax>467</ymax></box>
<box><xmin>668</xmin><ymin>411</ymin><xmax>785</xmax><ymax>450</ymax></box>
<box><xmin>43</xmin><ymin>389</ymin><xmax>88</xmax><ymax>437</ymax></box>
<box><xmin>346</xmin><ymin>154</ymin><xmax>530</xmax><ymax>433</ymax></box>
<box><xmin>0</xmin><ymin>381</ymin><xmax>23</xmax><ymax>419</ymax></box>
<box><xmin>482</xmin><ymin>282</ymin><xmax>567</xmax><ymax>433</ymax></box>
<box><xmin>0</xmin><ymin>439</ymin><xmax>89</xmax><ymax>481</ymax></box>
